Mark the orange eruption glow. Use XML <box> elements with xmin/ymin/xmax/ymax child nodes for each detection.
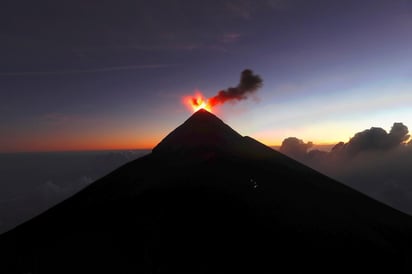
<box><xmin>182</xmin><ymin>70</ymin><xmax>262</xmax><ymax>113</ymax></box>
<box><xmin>183</xmin><ymin>91</ymin><xmax>213</xmax><ymax>113</ymax></box>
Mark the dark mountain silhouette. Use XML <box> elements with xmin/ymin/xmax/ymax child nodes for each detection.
<box><xmin>1</xmin><ymin>109</ymin><xmax>412</xmax><ymax>273</ymax></box>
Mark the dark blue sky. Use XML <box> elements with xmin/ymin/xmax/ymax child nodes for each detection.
<box><xmin>1</xmin><ymin>0</ymin><xmax>411</xmax><ymax>151</ymax></box>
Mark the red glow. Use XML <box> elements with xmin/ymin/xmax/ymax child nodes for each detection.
<box><xmin>183</xmin><ymin>91</ymin><xmax>213</xmax><ymax>113</ymax></box>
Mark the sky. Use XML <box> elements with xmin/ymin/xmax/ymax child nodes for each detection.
<box><xmin>1</xmin><ymin>0</ymin><xmax>411</xmax><ymax>152</ymax></box>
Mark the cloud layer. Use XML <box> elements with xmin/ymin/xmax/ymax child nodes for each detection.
<box><xmin>0</xmin><ymin>150</ymin><xmax>149</xmax><ymax>234</ymax></box>
<box><xmin>279</xmin><ymin>122</ymin><xmax>412</xmax><ymax>215</ymax></box>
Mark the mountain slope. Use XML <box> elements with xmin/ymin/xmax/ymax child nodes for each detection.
<box><xmin>1</xmin><ymin>109</ymin><xmax>412</xmax><ymax>273</ymax></box>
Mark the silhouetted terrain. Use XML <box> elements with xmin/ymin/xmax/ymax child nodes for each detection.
<box><xmin>1</xmin><ymin>109</ymin><xmax>412</xmax><ymax>273</ymax></box>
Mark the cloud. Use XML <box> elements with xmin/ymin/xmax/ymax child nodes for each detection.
<box><xmin>0</xmin><ymin>150</ymin><xmax>149</xmax><ymax>233</ymax></box>
<box><xmin>389</xmin><ymin>122</ymin><xmax>410</xmax><ymax>145</ymax></box>
<box><xmin>279</xmin><ymin>137</ymin><xmax>312</xmax><ymax>161</ymax></box>
<box><xmin>0</xmin><ymin>64</ymin><xmax>176</xmax><ymax>76</ymax></box>
<box><xmin>225</xmin><ymin>0</ymin><xmax>293</xmax><ymax>19</ymax></box>
<box><xmin>40</xmin><ymin>176</ymin><xmax>93</xmax><ymax>202</ymax></box>
<box><xmin>265</xmin><ymin>0</ymin><xmax>293</xmax><ymax>10</ymax></box>
<box><xmin>221</xmin><ymin>33</ymin><xmax>242</xmax><ymax>44</ymax></box>
<box><xmin>39</xmin><ymin>112</ymin><xmax>79</xmax><ymax>126</ymax></box>
<box><xmin>278</xmin><ymin>122</ymin><xmax>412</xmax><ymax>215</ymax></box>
<box><xmin>225</xmin><ymin>0</ymin><xmax>254</xmax><ymax>19</ymax></box>
<box><xmin>335</xmin><ymin>122</ymin><xmax>410</xmax><ymax>157</ymax></box>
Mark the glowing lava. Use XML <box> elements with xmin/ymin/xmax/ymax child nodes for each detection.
<box><xmin>183</xmin><ymin>91</ymin><xmax>213</xmax><ymax>113</ymax></box>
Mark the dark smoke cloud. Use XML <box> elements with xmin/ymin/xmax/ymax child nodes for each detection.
<box><xmin>209</xmin><ymin>69</ymin><xmax>263</xmax><ymax>106</ymax></box>
<box><xmin>278</xmin><ymin>122</ymin><xmax>412</xmax><ymax>216</ymax></box>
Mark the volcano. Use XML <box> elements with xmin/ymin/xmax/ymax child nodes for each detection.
<box><xmin>1</xmin><ymin>109</ymin><xmax>412</xmax><ymax>273</ymax></box>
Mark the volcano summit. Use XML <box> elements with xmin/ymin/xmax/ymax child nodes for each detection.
<box><xmin>1</xmin><ymin>109</ymin><xmax>412</xmax><ymax>273</ymax></box>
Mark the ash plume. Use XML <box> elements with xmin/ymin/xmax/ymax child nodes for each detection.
<box><xmin>209</xmin><ymin>69</ymin><xmax>263</xmax><ymax>106</ymax></box>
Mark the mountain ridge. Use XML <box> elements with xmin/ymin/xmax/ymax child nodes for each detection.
<box><xmin>153</xmin><ymin>109</ymin><xmax>243</xmax><ymax>155</ymax></box>
<box><xmin>1</xmin><ymin>109</ymin><xmax>412</xmax><ymax>273</ymax></box>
